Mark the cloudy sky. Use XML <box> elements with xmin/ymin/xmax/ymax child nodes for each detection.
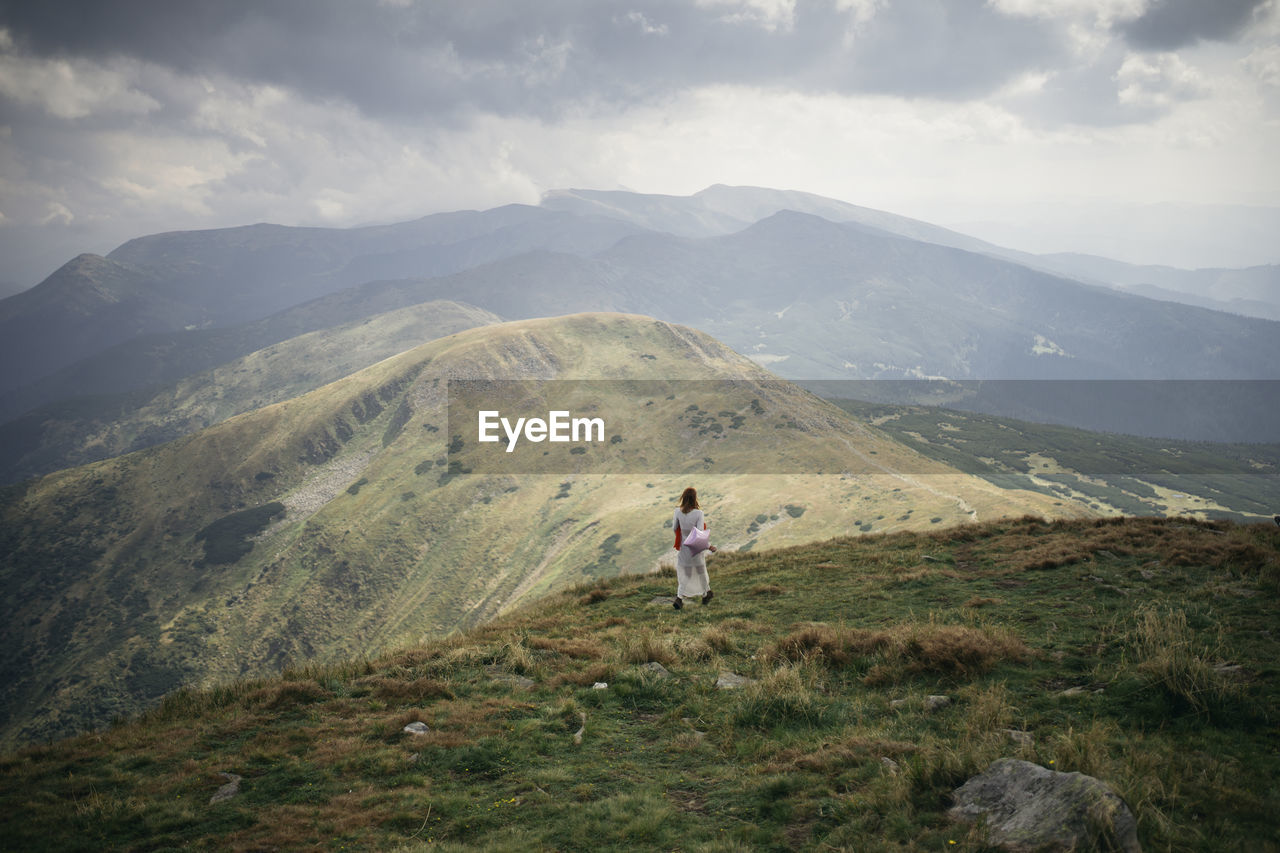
<box><xmin>1</xmin><ymin>0</ymin><xmax>1278</xmax><ymax>285</ymax></box>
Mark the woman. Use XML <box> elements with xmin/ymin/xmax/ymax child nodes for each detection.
<box><xmin>671</xmin><ymin>486</ymin><xmax>717</xmax><ymax>610</ymax></box>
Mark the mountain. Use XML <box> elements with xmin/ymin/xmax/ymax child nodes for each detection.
<box><xmin>545</xmin><ymin>187</ymin><xmax>1280</xmax><ymax>324</ymax></box>
<box><xmin>10</xmin><ymin>206</ymin><xmax>1277</xmax><ymax>458</ymax></box>
<box><xmin>1041</xmin><ymin>256</ymin><xmax>1280</xmax><ymax>322</ymax></box>
<box><xmin>326</xmin><ymin>211</ymin><xmax>1279</xmax><ymax>384</ymax></box>
<box><xmin>0</xmin><ymin>312</ymin><xmax>1070</xmax><ymax>748</ymax></box>
<box><xmin>0</xmin><ymin>206</ymin><xmax>643</xmax><ymax>397</ymax></box>
<box><xmin>4</xmin><ymin>185</ymin><xmax>1278</xmax><ymax>461</ymax></box>
<box><xmin>544</xmin><ymin>184</ymin><xmax>1006</xmax><ymax>255</ymax></box>
<box><xmin>0</xmin><ymin>300</ymin><xmax>501</xmax><ymax>484</ymax></box>
<box><xmin>2</xmin><ymin>515</ymin><xmax>1276</xmax><ymax>850</ymax></box>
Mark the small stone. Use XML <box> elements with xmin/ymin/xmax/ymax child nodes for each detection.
<box><xmin>1057</xmin><ymin>686</ymin><xmax>1087</xmax><ymax>698</ymax></box>
<box><xmin>890</xmin><ymin>698</ymin><xmax>909</xmax><ymax>709</ymax></box>
<box><xmin>403</xmin><ymin>721</ymin><xmax>430</xmax><ymax>735</ymax></box>
<box><xmin>642</xmin><ymin>662</ymin><xmax>671</xmax><ymax>678</ymax></box>
<box><xmin>881</xmin><ymin>757</ymin><xmax>900</xmax><ymax>774</ymax></box>
<box><xmin>592</xmin><ymin>682</ymin><xmax>608</xmax><ymax>689</ymax></box>
<box><xmin>209</xmin><ymin>772</ymin><xmax>242</xmax><ymax>805</ymax></box>
<box><xmin>715</xmin><ymin>671</ymin><xmax>756</xmax><ymax>690</ymax></box>
<box><xmin>1004</xmin><ymin>729</ymin><xmax>1034</xmax><ymax>747</ymax></box>
<box><xmin>924</xmin><ymin>695</ymin><xmax>952</xmax><ymax>711</ymax></box>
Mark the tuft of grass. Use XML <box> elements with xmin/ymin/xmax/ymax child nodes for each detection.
<box><xmin>731</xmin><ymin>664</ymin><xmax>837</xmax><ymax>731</ymax></box>
<box><xmin>620</xmin><ymin>628</ymin><xmax>677</xmax><ymax>667</ymax></box>
<box><xmin>1127</xmin><ymin>604</ymin><xmax>1242</xmax><ymax>715</ymax></box>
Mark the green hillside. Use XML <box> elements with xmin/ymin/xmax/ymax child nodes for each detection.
<box><xmin>828</xmin><ymin>399</ymin><xmax>1280</xmax><ymax>522</ymax></box>
<box><xmin>0</xmin><ymin>299</ymin><xmax>501</xmax><ymax>483</ymax></box>
<box><xmin>0</xmin><ymin>313</ymin><xmax>1069</xmax><ymax>750</ymax></box>
<box><xmin>1</xmin><ymin>516</ymin><xmax>1275</xmax><ymax>851</ymax></box>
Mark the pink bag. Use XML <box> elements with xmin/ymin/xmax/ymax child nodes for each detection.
<box><xmin>682</xmin><ymin>526</ymin><xmax>711</xmax><ymax>555</ymax></box>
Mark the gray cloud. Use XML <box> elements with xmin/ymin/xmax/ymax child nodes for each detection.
<box><xmin>1121</xmin><ymin>0</ymin><xmax>1269</xmax><ymax>50</ymax></box>
<box><xmin>0</xmin><ymin>0</ymin><xmax>1275</xmax><ymax>285</ymax></box>
<box><xmin>0</xmin><ymin>0</ymin><xmax>1064</xmax><ymax>119</ymax></box>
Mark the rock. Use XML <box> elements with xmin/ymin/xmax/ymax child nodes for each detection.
<box><xmin>209</xmin><ymin>772</ymin><xmax>242</xmax><ymax>805</ymax></box>
<box><xmin>889</xmin><ymin>698</ymin><xmax>909</xmax><ymax>709</ymax></box>
<box><xmin>642</xmin><ymin>662</ymin><xmax>672</xmax><ymax>679</ymax></box>
<box><xmin>715</xmin><ymin>671</ymin><xmax>756</xmax><ymax>690</ymax></box>
<box><xmin>949</xmin><ymin>758</ymin><xmax>1141</xmax><ymax>853</ymax></box>
<box><xmin>924</xmin><ymin>695</ymin><xmax>952</xmax><ymax>711</ymax></box>
<box><xmin>1004</xmin><ymin>729</ymin><xmax>1034</xmax><ymax>747</ymax></box>
<box><xmin>403</xmin><ymin>721</ymin><xmax>430</xmax><ymax>735</ymax></box>
<box><xmin>881</xmin><ymin>757</ymin><xmax>900</xmax><ymax>775</ymax></box>
<box><xmin>486</xmin><ymin>666</ymin><xmax>536</xmax><ymax>690</ymax></box>
<box><xmin>592</xmin><ymin>682</ymin><xmax>609</xmax><ymax>689</ymax></box>
<box><xmin>1057</xmin><ymin>686</ymin><xmax>1087</xmax><ymax>698</ymax></box>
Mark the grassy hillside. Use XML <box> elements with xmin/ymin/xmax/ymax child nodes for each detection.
<box><xmin>829</xmin><ymin>399</ymin><xmax>1280</xmax><ymax>522</ymax></box>
<box><xmin>0</xmin><ymin>313</ymin><xmax>1070</xmax><ymax>750</ymax></box>
<box><xmin>0</xmin><ymin>299</ymin><xmax>501</xmax><ymax>483</ymax></box>
<box><xmin>1</xmin><ymin>516</ymin><xmax>1275</xmax><ymax>851</ymax></box>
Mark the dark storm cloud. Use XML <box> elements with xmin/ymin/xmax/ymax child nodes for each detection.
<box><xmin>0</xmin><ymin>0</ymin><xmax>1064</xmax><ymax>119</ymax></box>
<box><xmin>1121</xmin><ymin>0</ymin><xmax>1269</xmax><ymax>50</ymax></box>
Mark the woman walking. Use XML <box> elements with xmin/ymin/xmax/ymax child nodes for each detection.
<box><xmin>671</xmin><ymin>486</ymin><xmax>716</xmax><ymax>610</ymax></box>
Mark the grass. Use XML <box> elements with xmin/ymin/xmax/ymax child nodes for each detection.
<box><xmin>0</xmin><ymin>515</ymin><xmax>1276</xmax><ymax>851</ymax></box>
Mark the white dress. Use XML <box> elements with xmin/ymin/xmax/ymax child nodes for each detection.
<box><xmin>673</xmin><ymin>508</ymin><xmax>711</xmax><ymax>600</ymax></box>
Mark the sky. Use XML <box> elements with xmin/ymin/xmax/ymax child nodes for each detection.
<box><xmin>0</xmin><ymin>0</ymin><xmax>1278</xmax><ymax>286</ymax></box>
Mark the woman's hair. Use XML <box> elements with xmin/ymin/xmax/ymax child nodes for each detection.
<box><xmin>679</xmin><ymin>487</ymin><xmax>700</xmax><ymax>512</ymax></box>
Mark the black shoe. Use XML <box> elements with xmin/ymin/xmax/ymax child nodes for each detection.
<box><xmin>673</xmin><ymin>597</ymin><xmax>683</xmax><ymax>610</ymax></box>
<box><xmin>702</xmin><ymin>590</ymin><xmax>714</xmax><ymax>605</ymax></box>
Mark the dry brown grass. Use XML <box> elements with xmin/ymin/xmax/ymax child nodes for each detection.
<box><xmin>772</xmin><ymin>619</ymin><xmax>1030</xmax><ymax>682</ymax></box>
<box><xmin>548</xmin><ymin>663</ymin><xmax>617</xmax><ymax>688</ymax></box>
<box><xmin>527</xmin><ymin>636</ymin><xmax>606</xmax><ymax>660</ymax></box>
<box><xmin>359</xmin><ymin>676</ymin><xmax>455</xmax><ymax>702</ymax></box>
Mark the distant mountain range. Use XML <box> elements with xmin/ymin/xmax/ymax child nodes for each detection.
<box><xmin>0</xmin><ymin>185</ymin><xmax>1277</xmax><ymax>485</ymax></box>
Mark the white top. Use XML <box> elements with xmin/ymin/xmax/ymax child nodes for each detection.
<box><xmin>673</xmin><ymin>508</ymin><xmax>704</xmax><ymax>539</ymax></box>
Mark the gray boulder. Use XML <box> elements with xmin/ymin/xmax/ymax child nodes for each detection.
<box><xmin>949</xmin><ymin>759</ymin><xmax>1141</xmax><ymax>852</ymax></box>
